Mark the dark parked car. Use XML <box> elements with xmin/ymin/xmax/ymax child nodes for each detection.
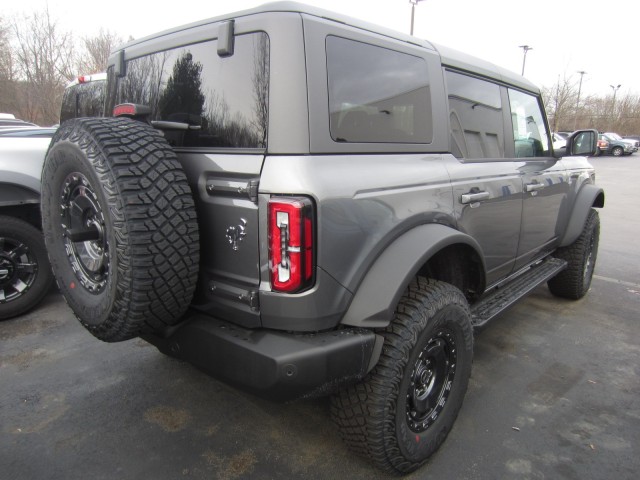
<box><xmin>599</xmin><ymin>133</ymin><xmax>636</xmax><ymax>156</ymax></box>
<box><xmin>0</xmin><ymin>127</ymin><xmax>57</xmax><ymax>138</ymax></box>
<box><xmin>60</xmin><ymin>73</ymin><xmax>107</xmax><ymax>123</ymax></box>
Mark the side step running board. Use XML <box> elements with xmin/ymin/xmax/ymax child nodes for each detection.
<box><xmin>471</xmin><ymin>257</ymin><xmax>567</xmax><ymax>328</ymax></box>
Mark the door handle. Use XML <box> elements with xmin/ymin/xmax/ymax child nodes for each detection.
<box><xmin>461</xmin><ymin>191</ymin><xmax>490</xmax><ymax>204</ymax></box>
<box><xmin>525</xmin><ymin>183</ymin><xmax>545</xmax><ymax>193</ymax></box>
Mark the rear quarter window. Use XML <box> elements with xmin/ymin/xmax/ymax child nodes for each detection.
<box><xmin>326</xmin><ymin>36</ymin><xmax>432</xmax><ymax>144</ymax></box>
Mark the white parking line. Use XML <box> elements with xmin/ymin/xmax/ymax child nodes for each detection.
<box><xmin>593</xmin><ymin>275</ymin><xmax>640</xmax><ymax>289</ymax></box>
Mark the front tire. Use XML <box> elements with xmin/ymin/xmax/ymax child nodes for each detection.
<box><xmin>612</xmin><ymin>146</ymin><xmax>623</xmax><ymax>156</ymax></box>
<box><xmin>548</xmin><ymin>208</ymin><xmax>599</xmax><ymax>299</ymax></box>
<box><xmin>0</xmin><ymin>216</ymin><xmax>53</xmax><ymax>320</ymax></box>
<box><xmin>41</xmin><ymin>118</ymin><xmax>199</xmax><ymax>342</ymax></box>
<box><xmin>331</xmin><ymin>278</ymin><xmax>473</xmax><ymax>474</ymax></box>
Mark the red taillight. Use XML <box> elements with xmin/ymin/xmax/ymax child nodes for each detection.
<box><xmin>113</xmin><ymin>103</ymin><xmax>137</xmax><ymax>117</ymax></box>
<box><xmin>268</xmin><ymin>197</ymin><xmax>315</xmax><ymax>293</ymax></box>
<box><xmin>77</xmin><ymin>76</ymin><xmax>86</xmax><ymax>84</ymax></box>
<box><xmin>113</xmin><ymin>103</ymin><xmax>151</xmax><ymax>118</ymax></box>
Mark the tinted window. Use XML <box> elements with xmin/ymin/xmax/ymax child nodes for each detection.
<box><xmin>326</xmin><ymin>36</ymin><xmax>432</xmax><ymax>144</ymax></box>
<box><xmin>107</xmin><ymin>33</ymin><xmax>269</xmax><ymax>149</ymax></box>
<box><xmin>446</xmin><ymin>70</ymin><xmax>504</xmax><ymax>159</ymax></box>
<box><xmin>60</xmin><ymin>81</ymin><xmax>106</xmax><ymax>123</ymax></box>
<box><xmin>508</xmin><ymin>89</ymin><xmax>550</xmax><ymax>157</ymax></box>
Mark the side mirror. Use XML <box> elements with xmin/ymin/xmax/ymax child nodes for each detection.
<box><xmin>558</xmin><ymin>129</ymin><xmax>598</xmax><ymax>157</ymax></box>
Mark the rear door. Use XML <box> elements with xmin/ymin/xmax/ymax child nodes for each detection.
<box><xmin>107</xmin><ymin>25</ymin><xmax>271</xmax><ymax>327</ymax></box>
<box><xmin>444</xmin><ymin>70</ymin><xmax>523</xmax><ymax>286</ymax></box>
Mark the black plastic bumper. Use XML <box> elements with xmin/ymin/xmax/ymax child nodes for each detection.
<box><xmin>142</xmin><ymin>314</ymin><xmax>382</xmax><ymax>401</ymax></box>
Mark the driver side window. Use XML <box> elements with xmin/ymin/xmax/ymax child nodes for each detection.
<box><xmin>508</xmin><ymin>89</ymin><xmax>550</xmax><ymax>157</ymax></box>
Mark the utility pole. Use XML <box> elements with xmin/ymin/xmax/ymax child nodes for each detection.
<box><xmin>574</xmin><ymin>71</ymin><xmax>586</xmax><ymax>130</ymax></box>
<box><xmin>610</xmin><ymin>84</ymin><xmax>621</xmax><ymax>130</ymax></box>
<box><xmin>409</xmin><ymin>0</ymin><xmax>425</xmax><ymax>36</ymax></box>
<box><xmin>519</xmin><ymin>45</ymin><xmax>532</xmax><ymax>76</ymax></box>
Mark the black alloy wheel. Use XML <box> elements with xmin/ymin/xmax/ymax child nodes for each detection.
<box><xmin>60</xmin><ymin>172</ymin><xmax>109</xmax><ymax>294</ymax></box>
<box><xmin>0</xmin><ymin>234</ymin><xmax>38</xmax><ymax>303</ymax></box>
<box><xmin>0</xmin><ymin>215</ymin><xmax>52</xmax><ymax>320</ymax></box>
<box><xmin>406</xmin><ymin>328</ymin><xmax>457</xmax><ymax>432</ymax></box>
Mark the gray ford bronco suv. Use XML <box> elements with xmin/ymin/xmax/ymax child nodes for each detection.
<box><xmin>41</xmin><ymin>2</ymin><xmax>604</xmax><ymax>474</ymax></box>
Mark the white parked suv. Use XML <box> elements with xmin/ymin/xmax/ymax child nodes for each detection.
<box><xmin>0</xmin><ymin>128</ymin><xmax>55</xmax><ymax>319</ymax></box>
<box><xmin>0</xmin><ymin>71</ymin><xmax>108</xmax><ymax>320</ymax></box>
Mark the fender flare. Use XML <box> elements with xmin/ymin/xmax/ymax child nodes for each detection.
<box><xmin>341</xmin><ymin>223</ymin><xmax>484</xmax><ymax>328</ymax></box>
<box><xmin>559</xmin><ymin>184</ymin><xmax>605</xmax><ymax>247</ymax></box>
<box><xmin>0</xmin><ymin>183</ymin><xmax>40</xmax><ymax>208</ymax></box>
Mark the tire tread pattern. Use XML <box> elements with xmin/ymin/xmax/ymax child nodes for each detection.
<box><xmin>330</xmin><ymin>278</ymin><xmax>472</xmax><ymax>474</ymax></box>
<box><xmin>548</xmin><ymin>208</ymin><xmax>599</xmax><ymax>300</ymax></box>
<box><xmin>42</xmin><ymin>118</ymin><xmax>199</xmax><ymax>341</ymax></box>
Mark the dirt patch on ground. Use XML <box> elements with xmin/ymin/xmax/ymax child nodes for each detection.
<box><xmin>143</xmin><ymin>405</ymin><xmax>192</xmax><ymax>432</ymax></box>
<box><xmin>1</xmin><ymin>348</ymin><xmax>49</xmax><ymax>370</ymax></box>
<box><xmin>7</xmin><ymin>393</ymin><xmax>69</xmax><ymax>434</ymax></box>
<box><xmin>202</xmin><ymin>449</ymin><xmax>257</xmax><ymax>480</ymax></box>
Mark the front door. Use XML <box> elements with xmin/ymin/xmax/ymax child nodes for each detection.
<box><xmin>516</xmin><ymin>159</ymin><xmax>569</xmax><ymax>267</ymax></box>
<box><xmin>506</xmin><ymin>89</ymin><xmax>569</xmax><ymax>269</ymax></box>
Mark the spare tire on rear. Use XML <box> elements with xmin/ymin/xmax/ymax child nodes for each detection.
<box><xmin>41</xmin><ymin>118</ymin><xmax>199</xmax><ymax>342</ymax></box>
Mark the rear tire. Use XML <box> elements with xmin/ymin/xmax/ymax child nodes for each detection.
<box><xmin>331</xmin><ymin>278</ymin><xmax>473</xmax><ymax>474</ymax></box>
<box><xmin>0</xmin><ymin>216</ymin><xmax>53</xmax><ymax>320</ymax></box>
<box><xmin>548</xmin><ymin>208</ymin><xmax>599</xmax><ymax>299</ymax></box>
<box><xmin>41</xmin><ymin>118</ymin><xmax>199</xmax><ymax>341</ymax></box>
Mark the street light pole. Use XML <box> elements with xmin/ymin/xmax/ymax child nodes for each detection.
<box><xmin>409</xmin><ymin>0</ymin><xmax>425</xmax><ymax>36</ymax></box>
<box><xmin>574</xmin><ymin>71</ymin><xmax>586</xmax><ymax>130</ymax></box>
<box><xmin>519</xmin><ymin>45</ymin><xmax>532</xmax><ymax>76</ymax></box>
<box><xmin>610</xmin><ymin>84</ymin><xmax>621</xmax><ymax>130</ymax></box>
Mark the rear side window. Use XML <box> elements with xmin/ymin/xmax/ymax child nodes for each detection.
<box><xmin>107</xmin><ymin>32</ymin><xmax>269</xmax><ymax>149</ymax></box>
<box><xmin>445</xmin><ymin>70</ymin><xmax>505</xmax><ymax>159</ymax></box>
<box><xmin>508</xmin><ymin>89</ymin><xmax>551</xmax><ymax>157</ymax></box>
<box><xmin>60</xmin><ymin>81</ymin><xmax>106</xmax><ymax>123</ymax></box>
<box><xmin>326</xmin><ymin>36</ymin><xmax>432</xmax><ymax>144</ymax></box>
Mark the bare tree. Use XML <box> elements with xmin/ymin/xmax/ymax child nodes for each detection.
<box><xmin>568</xmin><ymin>92</ymin><xmax>640</xmax><ymax>134</ymax></box>
<box><xmin>542</xmin><ymin>75</ymin><xmax>577</xmax><ymax>132</ymax></box>
<box><xmin>11</xmin><ymin>8</ymin><xmax>75</xmax><ymax>125</ymax></box>
<box><xmin>0</xmin><ymin>16</ymin><xmax>17</xmax><ymax>114</ymax></box>
<box><xmin>251</xmin><ymin>34</ymin><xmax>269</xmax><ymax>147</ymax></box>
<box><xmin>78</xmin><ymin>29</ymin><xmax>123</xmax><ymax>74</ymax></box>
<box><xmin>606</xmin><ymin>93</ymin><xmax>640</xmax><ymax>134</ymax></box>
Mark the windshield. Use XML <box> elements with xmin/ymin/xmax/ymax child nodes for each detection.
<box><xmin>606</xmin><ymin>132</ymin><xmax>622</xmax><ymax>140</ymax></box>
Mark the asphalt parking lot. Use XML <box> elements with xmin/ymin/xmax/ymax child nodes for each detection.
<box><xmin>1</xmin><ymin>154</ymin><xmax>639</xmax><ymax>480</ymax></box>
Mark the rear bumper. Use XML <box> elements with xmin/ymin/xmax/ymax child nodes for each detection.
<box><xmin>142</xmin><ymin>313</ymin><xmax>382</xmax><ymax>401</ymax></box>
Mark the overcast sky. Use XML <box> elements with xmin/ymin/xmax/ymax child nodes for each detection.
<box><xmin>6</xmin><ymin>0</ymin><xmax>638</xmax><ymax>97</ymax></box>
